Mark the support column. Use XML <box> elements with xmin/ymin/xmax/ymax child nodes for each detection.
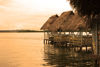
<box><xmin>44</xmin><ymin>39</ymin><xmax>45</xmax><ymax>44</ymax></box>
<box><xmin>44</xmin><ymin>30</ymin><xmax>45</xmax><ymax>44</ymax></box>
<box><xmin>92</xmin><ymin>23</ymin><xmax>99</xmax><ymax>55</ymax></box>
<box><xmin>81</xmin><ymin>31</ymin><xmax>83</xmax><ymax>45</ymax></box>
<box><xmin>86</xmin><ymin>46</ymin><xmax>87</xmax><ymax>52</ymax></box>
<box><xmin>64</xmin><ymin>32</ymin><xmax>65</xmax><ymax>34</ymax></box>
<box><xmin>80</xmin><ymin>47</ymin><xmax>82</xmax><ymax>51</ymax></box>
<box><xmin>47</xmin><ymin>31</ymin><xmax>49</xmax><ymax>39</ymax></box>
<box><xmin>44</xmin><ymin>30</ymin><xmax>45</xmax><ymax>39</ymax></box>
<box><xmin>46</xmin><ymin>40</ymin><xmax>47</xmax><ymax>44</ymax></box>
<box><xmin>69</xmin><ymin>32</ymin><xmax>71</xmax><ymax>43</ymax></box>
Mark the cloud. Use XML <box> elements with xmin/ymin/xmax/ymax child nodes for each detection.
<box><xmin>0</xmin><ymin>0</ymin><xmax>15</xmax><ymax>13</ymax></box>
<box><xmin>0</xmin><ymin>0</ymin><xmax>13</xmax><ymax>7</ymax></box>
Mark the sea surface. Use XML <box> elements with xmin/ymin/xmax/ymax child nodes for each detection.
<box><xmin>0</xmin><ymin>32</ymin><xmax>94</xmax><ymax>67</ymax></box>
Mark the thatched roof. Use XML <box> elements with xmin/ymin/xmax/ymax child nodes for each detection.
<box><xmin>48</xmin><ymin>11</ymin><xmax>91</xmax><ymax>32</ymax></box>
<box><xmin>48</xmin><ymin>11</ymin><xmax>74</xmax><ymax>31</ymax></box>
<box><xmin>40</xmin><ymin>14</ymin><xmax>58</xmax><ymax>30</ymax></box>
<box><xmin>60</xmin><ymin>14</ymin><xmax>90</xmax><ymax>31</ymax></box>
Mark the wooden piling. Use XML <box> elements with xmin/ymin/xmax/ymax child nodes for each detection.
<box><xmin>86</xmin><ymin>46</ymin><xmax>87</xmax><ymax>52</ymax></box>
<box><xmin>74</xmin><ymin>46</ymin><xmax>75</xmax><ymax>51</ymax></box>
<box><xmin>80</xmin><ymin>47</ymin><xmax>82</xmax><ymax>51</ymax></box>
<box><xmin>46</xmin><ymin>40</ymin><xmax>47</xmax><ymax>44</ymax></box>
<box><xmin>44</xmin><ymin>39</ymin><xmax>45</xmax><ymax>44</ymax></box>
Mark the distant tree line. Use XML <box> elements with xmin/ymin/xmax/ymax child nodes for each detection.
<box><xmin>0</xmin><ymin>30</ymin><xmax>44</xmax><ymax>32</ymax></box>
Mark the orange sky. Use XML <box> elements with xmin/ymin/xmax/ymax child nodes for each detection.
<box><xmin>0</xmin><ymin>0</ymin><xmax>72</xmax><ymax>30</ymax></box>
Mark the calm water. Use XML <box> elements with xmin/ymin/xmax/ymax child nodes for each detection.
<box><xmin>0</xmin><ymin>33</ymin><xmax>94</xmax><ymax>67</ymax></box>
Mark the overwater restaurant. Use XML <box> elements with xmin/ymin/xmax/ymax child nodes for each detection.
<box><xmin>41</xmin><ymin>11</ymin><xmax>92</xmax><ymax>46</ymax></box>
<box><xmin>41</xmin><ymin>10</ymin><xmax>100</xmax><ymax>66</ymax></box>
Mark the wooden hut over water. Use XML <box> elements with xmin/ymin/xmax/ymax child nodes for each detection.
<box><xmin>41</xmin><ymin>10</ymin><xmax>92</xmax><ymax>48</ymax></box>
<box><xmin>41</xmin><ymin>0</ymin><xmax>100</xmax><ymax>66</ymax></box>
<box><xmin>47</xmin><ymin>11</ymin><xmax>75</xmax><ymax>45</ymax></box>
<box><xmin>40</xmin><ymin>14</ymin><xmax>59</xmax><ymax>44</ymax></box>
<box><xmin>48</xmin><ymin>11</ymin><xmax>92</xmax><ymax>48</ymax></box>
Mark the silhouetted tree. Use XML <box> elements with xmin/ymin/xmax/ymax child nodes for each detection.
<box><xmin>67</xmin><ymin>0</ymin><xmax>100</xmax><ymax>18</ymax></box>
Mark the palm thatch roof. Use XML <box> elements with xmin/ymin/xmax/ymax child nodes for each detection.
<box><xmin>48</xmin><ymin>11</ymin><xmax>91</xmax><ymax>32</ymax></box>
<box><xmin>40</xmin><ymin>14</ymin><xmax>58</xmax><ymax>30</ymax></box>
<box><xmin>60</xmin><ymin>15</ymin><xmax>90</xmax><ymax>31</ymax></box>
<box><xmin>48</xmin><ymin>11</ymin><xmax>74</xmax><ymax>31</ymax></box>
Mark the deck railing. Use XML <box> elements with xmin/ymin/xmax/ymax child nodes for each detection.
<box><xmin>44</xmin><ymin>32</ymin><xmax>92</xmax><ymax>46</ymax></box>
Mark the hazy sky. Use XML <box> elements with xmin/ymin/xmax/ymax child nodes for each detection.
<box><xmin>0</xmin><ymin>0</ymin><xmax>72</xmax><ymax>30</ymax></box>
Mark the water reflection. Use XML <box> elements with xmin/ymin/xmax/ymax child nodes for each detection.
<box><xmin>43</xmin><ymin>44</ymin><xmax>94</xmax><ymax>67</ymax></box>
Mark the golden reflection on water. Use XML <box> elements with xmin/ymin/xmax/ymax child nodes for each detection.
<box><xmin>0</xmin><ymin>33</ymin><xmax>94</xmax><ymax>67</ymax></box>
<box><xmin>0</xmin><ymin>33</ymin><xmax>46</xmax><ymax>67</ymax></box>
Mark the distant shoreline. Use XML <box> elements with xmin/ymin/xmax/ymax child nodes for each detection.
<box><xmin>0</xmin><ymin>30</ymin><xmax>44</xmax><ymax>32</ymax></box>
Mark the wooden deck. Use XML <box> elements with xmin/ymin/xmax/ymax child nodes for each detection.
<box><xmin>89</xmin><ymin>54</ymin><xmax>100</xmax><ymax>67</ymax></box>
<box><xmin>89</xmin><ymin>54</ymin><xmax>100</xmax><ymax>59</ymax></box>
<box><xmin>44</xmin><ymin>34</ymin><xmax>92</xmax><ymax>48</ymax></box>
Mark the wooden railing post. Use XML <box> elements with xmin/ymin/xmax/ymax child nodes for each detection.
<box><xmin>69</xmin><ymin>32</ymin><xmax>71</xmax><ymax>43</ymax></box>
<box><xmin>81</xmin><ymin>31</ymin><xmax>83</xmax><ymax>45</ymax></box>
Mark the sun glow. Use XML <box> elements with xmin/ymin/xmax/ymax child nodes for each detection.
<box><xmin>14</xmin><ymin>0</ymin><xmax>71</xmax><ymax>13</ymax></box>
<box><xmin>0</xmin><ymin>0</ymin><xmax>72</xmax><ymax>30</ymax></box>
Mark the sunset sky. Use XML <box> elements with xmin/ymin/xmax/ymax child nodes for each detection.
<box><xmin>0</xmin><ymin>0</ymin><xmax>72</xmax><ymax>30</ymax></box>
